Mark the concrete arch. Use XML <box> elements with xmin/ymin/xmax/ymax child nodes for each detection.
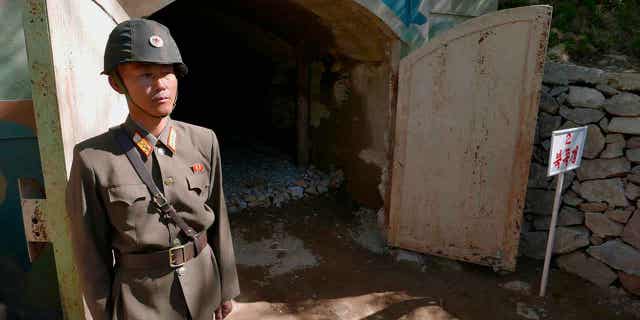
<box><xmin>118</xmin><ymin>0</ymin><xmax>408</xmax><ymax>62</ymax></box>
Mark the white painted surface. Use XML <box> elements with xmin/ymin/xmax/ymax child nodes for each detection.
<box><xmin>547</xmin><ymin>126</ymin><xmax>588</xmax><ymax>177</ymax></box>
<box><xmin>46</xmin><ymin>0</ymin><xmax>129</xmax><ymax>174</ymax></box>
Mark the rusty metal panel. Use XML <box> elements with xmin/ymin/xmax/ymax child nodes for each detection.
<box><xmin>19</xmin><ymin>178</ymin><xmax>48</xmax><ymax>243</ymax></box>
<box><xmin>117</xmin><ymin>0</ymin><xmax>175</xmax><ymax>17</ymax></box>
<box><xmin>19</xmin><ymin>178</ymin><xmax>49</xmax><ymax>264</ymax></box>
<box><xmin>389</xmin><ymin>6</ymin><xmax>551</xmax><ymax>271</ymax></box>
<box><xmin>23</xmin><ymin>0</ymin><xmax>128</xmax><ymax>318</ymax></box>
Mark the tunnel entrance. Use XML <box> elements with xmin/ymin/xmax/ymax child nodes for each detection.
<box><xmin>150</xmin><ymin>0</ymin><xmax>395</xmax><ymax>211</ymax></box>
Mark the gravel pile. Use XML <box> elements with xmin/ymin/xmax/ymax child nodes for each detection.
<box><xmin>221</xmin><ymin>145</ymin><xmax>344</xmax><ymax>213</ymax></box>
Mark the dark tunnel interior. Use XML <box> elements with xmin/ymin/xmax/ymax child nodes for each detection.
<box><xmin>150</xmin><ymin>1</ymin><xmax>314</xmax><ymax>156</ymax></box>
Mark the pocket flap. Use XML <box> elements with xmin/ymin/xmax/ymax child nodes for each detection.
<box><xmin>186</xmin><ymin>175</ymin><xmax>209</xmax><ymax>194</ymax></box>
<box><xmin>107</xmin><ymin>184</ymin><xmax>148</xmax><ymax>206</ymax></box>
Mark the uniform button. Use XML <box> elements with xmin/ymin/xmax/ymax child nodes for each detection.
<box><xmin>173</xmin><ymin>238</ymin><xmax>181</xmax><ymax>246</ymax></box>
<box><xmin>176</xmin><ymin>266</ymin><xmax>186</xmax><ymax>277</ymax></box>
<box><xmin>164</xmin><ymin>177</ymin><xmax>174</xmax><ymax>186</ymax></box>
<box><xmin>156</xmin><ymin>147</ymin><xmax>165</xmax><ymax>155</ymax></box>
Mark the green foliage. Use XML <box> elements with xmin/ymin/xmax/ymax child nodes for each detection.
<box><xmin>499</xmin><ymin>0</ymin><xmax>640</xmax><ymax>62</ymax></box>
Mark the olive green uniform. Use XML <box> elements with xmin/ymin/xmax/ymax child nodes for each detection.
<box><xmin>66</xmin><ymin>116</ymin><xmax>240</xmax><ymax>320</ymax></box>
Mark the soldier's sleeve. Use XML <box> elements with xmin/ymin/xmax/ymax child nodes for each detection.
<box><xmin>206</xmin><ymin>131</ymin><xmax>241</xmax><ymax>301</ymax></box>
<box><xmin>66</xmin><ymin>146</ymin><xmax>113</xmax><ymax>320</ymax></box>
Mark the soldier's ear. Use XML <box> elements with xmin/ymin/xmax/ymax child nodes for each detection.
<box><xmin>108</xmin><ymin>75</ymin><xmax>124</xmax><ymax>94</ymax></box>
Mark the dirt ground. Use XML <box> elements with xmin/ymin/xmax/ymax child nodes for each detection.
<box><xmin>226</xmin><ymin>192</ymin><xmax>640</xmax><ymax>320</ymax></box>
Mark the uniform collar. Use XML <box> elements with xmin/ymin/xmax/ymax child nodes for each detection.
<box><xmin>122</xmin><ymin>115</ymin><xmax>177</xmax><ymax>158</ymax></box>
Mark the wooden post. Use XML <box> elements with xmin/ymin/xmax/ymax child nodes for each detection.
<box><xmin>539</xmin><ymin>172</ymin><xmax>565</xmax><ymax>297</ymax></box>
<box><xmin>296</xmin><ymin>45</ymin><xmax>310</xmax><ymax>167</ymax></box>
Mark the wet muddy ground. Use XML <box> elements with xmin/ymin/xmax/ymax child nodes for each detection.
<box><xmin>227</xmin><ymin>192</ymin><xmax>639</xmax><ymax>320</ymax></box>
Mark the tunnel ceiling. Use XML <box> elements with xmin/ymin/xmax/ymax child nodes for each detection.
<box><xmin>136</xmin><ymin>0</ymin><xmax>397</xmax><ymax>62</ymax></box>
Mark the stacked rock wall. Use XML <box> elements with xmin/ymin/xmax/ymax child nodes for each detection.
<box><xmin>522</xmin><ymin>62</ymin><xmax>640</xmax><ymax>295</ymax></box>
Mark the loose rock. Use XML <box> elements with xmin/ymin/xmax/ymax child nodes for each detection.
<box><xmin>619</xmin><ymin>272</ymin><xmax>640</xmax><ymax>296</ymax></box>
<box><xmin>537</xmin><ymin>113</ymin><xmax>562</xmax><ymax>139</ymax></box>
<box><xmin>499</xmin><ymin>281</ymin><xmax>531</xmax><ymax>295</ymax></box>
<box><xmin>606</xmin><ymin>208</ymin><xmax>634</xmax><ymax>224</ymax></box>
<box><xmin>563</xmin><ymin>190</ymin><xmax>584</xmax><ymax>207</ymax></box>
<box><xmin>532</xmin><ymin>146</ymin><xmax>548</xmax><ymax>164</ymax></box>
<box><xmin>560</xmin><ymin>170</ymin><xmax>576</xmax><ymax>193</ymax></box>
<box><xmin>609</xmin><ymin>117</ymin><xmax>640</xmax><ymax>135</ymax></box>
<box><xmin>556</xmin><ymin>251</ymin><xmax>618</xmax><ymax>287</ymax></box>
<box><xmin>591</xmin><ymin>234</ymin><xmax>604</xmax><ymax>246</ymax></box>
<box><xmin>574</xmin><ymin>178</ymin><xmax>628</xmax><ymax>207</ymax></box>
<box><xmin>596</xmin><ymin>84</ymin><xmax>620</xmax><ymax>96</ymax></box>
<box><xmin>599</xmin><ymin>117</ymin><xmax>609</xmax><ymax>133</ymax></box>
<box><xmin>533</xmin><ymin>207</ymin><xmax>584</xmax><ymax>230</ymax></box>
<box><xmin>549</xmin><ymin>86</ymin><xmax>569</xmax><ymax>96</ymax></box>
<box><xmin>554</xmin><ymin>226</ymin><xmax>590</xmax><ymax>254</ymax></box>
<box><xmin>559</xmin><ymin>106</ymin><xmax>605</xmax><ymax>125</ymax></box>
<box><xmin>600</xmin><ymin>141</ymin><xmax>625</xmax><ymax>159</ymax></box>
<box><xmin>603</xmin><ymin>92</ymin><xmax>640</xmax><ymax>116</ymax></box>
<box><xmin>567</xmin><ymin>86</ymin><xmax>606</xmax><ymax>109</ymax></box>
<box><xmin>583</xmin><ymin>125</ymin><xmax>606</xmax><ymax>159</ymax></box>
<box><xmin>627</xmin><ymin>171</ymin><xmax>640</xmax><ymax>184</ymax></box>
<box><xmin>603</xmin><ymin>72</ymin><xmax>640</xmax><ymax>91</ymax></box>
<box><xmin>543</xmin><ymin>62</ymin><xmax>604</xmax><ymax>86</ymax></box>
<box><xmin>627</xmin><ymin>148</ymin><xmax>640</xmax><ymax>163</ymax></box>
<box><xmin>606</xmin><ymin>134</ymin><xmax>626</xmax><ymax>144</ymax></box>
<box><xmin>557</xmin><ymin>92</ymin><xmax>568</xmax><ymax>105</ymax></box>
<box><xmin>576</xmin><ymin>158</ymin><xmax>630</xmax><ymax>181</ymax></box>
<box><xmin>539</xmin><ymin>92</ymin><xmax>560</xmax><ymax>114</ymax></box>
<box><xmin>558</xmin><ymin>120</ymin><xmax>580</xmax><ymax>131</ymax></box>
<box><xmin>623</xmin><ymin>212</ymin><xmax>640</xmax><ymax>250</ymax></box>
<box><xmin>528</xmin><ymin>163</ymin><xmax>552</xmax><ymax>189</ymax></box>
<box><xmin>587</xmin><ymin>240</ymin><xmax>640</xmax><ymax>275</ymax></box>
<box><xmin>628</xmin><ymin>137</ymin><xmax>640</xmax><ymax>149</ymax></box>
<box><xmin>222</xmin><ymin>148</ymin><xmax>345</xmax><ymax>213</ymax></box>
<box><xmin>585</xmin><ymin>212</ymin><xmax>624</xmax><ymax>237</ymax></box>
<box><xmin>627</xmin><ymin>182</ymin><xmax>640</xmax><ymax>200</ymax></box>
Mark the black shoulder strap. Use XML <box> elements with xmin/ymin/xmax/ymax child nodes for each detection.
<box><xmin>110</xmin><ymin>126</ymin><xmax>203</xmax><ymax>252</ymax></box>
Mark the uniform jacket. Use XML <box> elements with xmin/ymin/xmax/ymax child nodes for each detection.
<box><xmin>66</xmin><ymin>116</ymin><xmax>240</xmax><ymax>320</ymax></box>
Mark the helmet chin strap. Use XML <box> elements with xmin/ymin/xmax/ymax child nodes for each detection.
<box><xmin>112</xmin><ymin>72</ymin><xmax>177</xmax><ymax>120</ymax></box>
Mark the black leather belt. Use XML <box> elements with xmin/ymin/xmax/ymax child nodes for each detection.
<box><xmin>116</xmin><ymin>233</ymin><xmax>208</xmax><ymax>269</ymax></box>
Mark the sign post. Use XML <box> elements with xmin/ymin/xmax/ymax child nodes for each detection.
<box><xmin>539</xmin><ymin>126</ymin><xmax>588</xmax><ymax>297</ymax></box>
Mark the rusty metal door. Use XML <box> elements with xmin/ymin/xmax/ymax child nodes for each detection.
<box><xmin>388</xmin><ymin>6</ymin><xmax>551</xmax><ymax>271</ymax></box>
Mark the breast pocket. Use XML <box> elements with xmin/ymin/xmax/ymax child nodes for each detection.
<box><xmin>186</xmin><ymin>175</ymin><xmax>210</xmax><ymax>199</ymax></box>
<box><xmin>107</xmin><ymin>184</ymin><xmax>149</xmax><ymax>230</ymax></box>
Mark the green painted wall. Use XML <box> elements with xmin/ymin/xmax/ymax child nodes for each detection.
<box><xmin>1</xmin><ymin>0</ymin><xmax>31</xmax><ymax>99</ymax></box>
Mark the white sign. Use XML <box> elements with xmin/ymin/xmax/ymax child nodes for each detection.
<box><xmin>547</xmin><ymin>126</ymin><xmax>588</xmax><ymax>177</ymax></box>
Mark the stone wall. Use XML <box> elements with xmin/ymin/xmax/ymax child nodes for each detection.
<box><xmin>522</xmin><ymin>62</ymin><xmax>640</xmax><ymax>295</ymax></box>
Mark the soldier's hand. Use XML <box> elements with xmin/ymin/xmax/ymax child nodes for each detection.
<box><xmin>215</xmin><ymin>300</ymin><xmax>233</xmax><ymax>319</ymax></box>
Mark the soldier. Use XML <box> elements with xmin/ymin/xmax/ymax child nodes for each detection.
<box><xmin>66</xmin><ymin>19</ymin><xmax>239</xmax><ymax>320</ymax></box>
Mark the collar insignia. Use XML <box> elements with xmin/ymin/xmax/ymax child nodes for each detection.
<box><xmin>132</xmin><ymin>131</ymin><xmax>153</xmax><ymax>158</ymax></box>
<box><xmin>166</xmin><ymin>126</ymin><xmax>177</xmax><ymax>153</ymax></box>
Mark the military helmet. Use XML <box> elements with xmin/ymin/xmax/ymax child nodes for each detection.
<box><xmin>102</xmin><ymin>19</ymin><xmax>187</xmax><ymax>77</ymax></box>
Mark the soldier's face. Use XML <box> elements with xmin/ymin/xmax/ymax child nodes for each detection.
<box><xmin>116</xmin><ymin>62</ymin><xmax>178</xmax><ymax>118</ymax></box>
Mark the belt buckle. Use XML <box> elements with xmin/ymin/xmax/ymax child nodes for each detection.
<box><xmin>169</xmin><ymin>245</ymin><xmax>186</xmax><ymax>268</ymax></box>
<box><xmin>153</xmin><ymin>193</ymin><xmax>169</xmax><ymax>209</ymax></box>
